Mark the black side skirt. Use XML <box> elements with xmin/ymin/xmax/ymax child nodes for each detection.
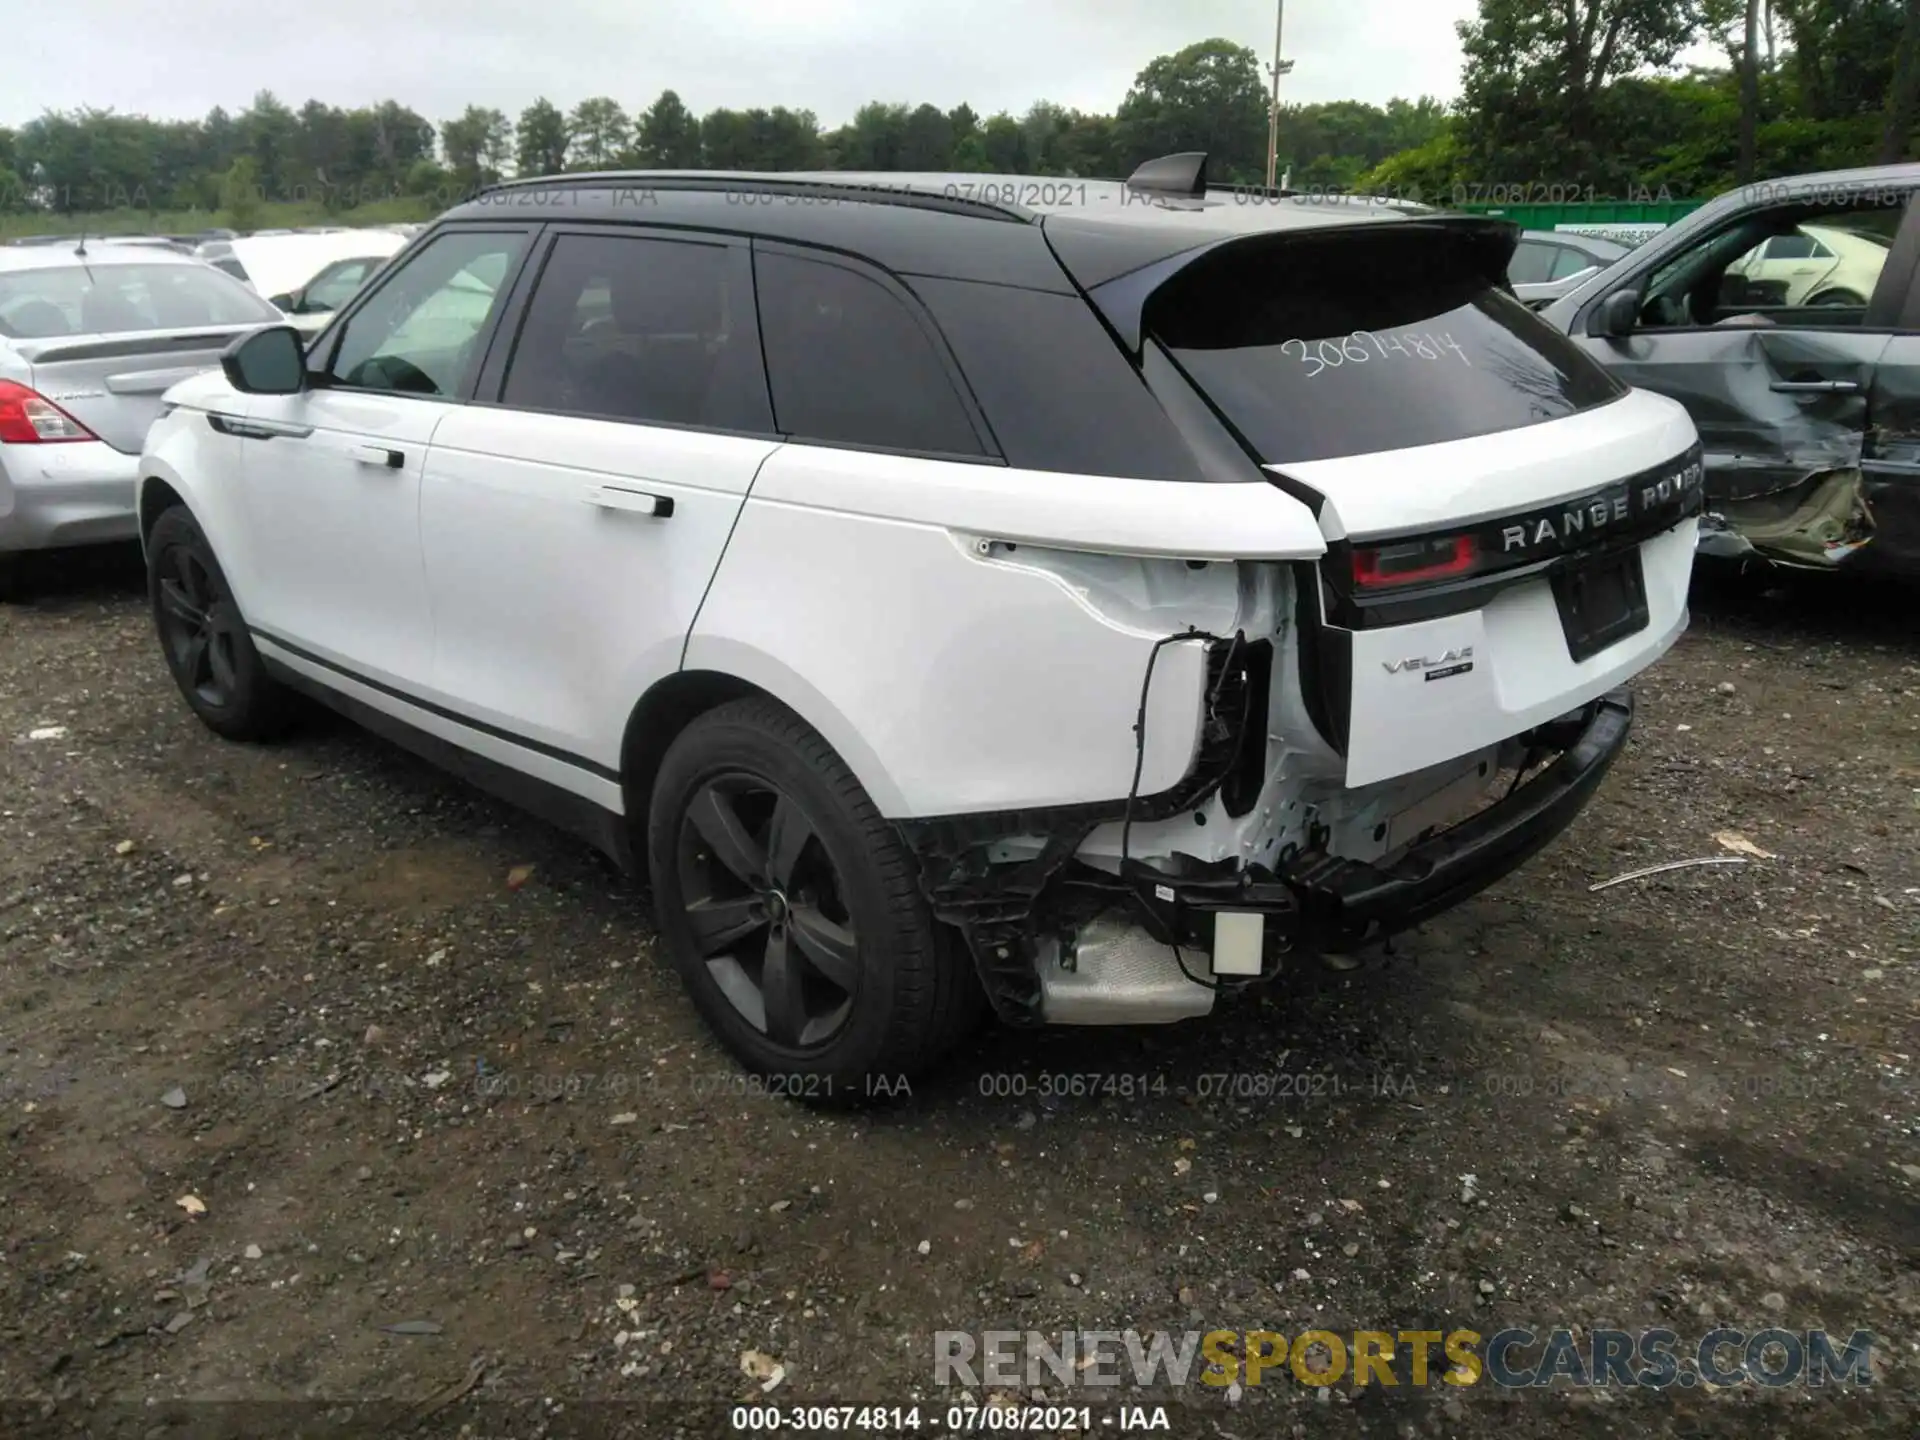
<box><xmin>260</xmin><ymin>655</ymin><xmax>635</xmax><ymax>874</ymax></box>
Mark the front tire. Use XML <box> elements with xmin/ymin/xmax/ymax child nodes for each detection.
<box><xmin>147</xmin><ymin>506</ymin><xmax>295</xmax><ymax>741</ymax></box>
<box><xmin>647</xmin><ymin>697</ymin><xmax>981</xmax><ymax>1095</ymax></box>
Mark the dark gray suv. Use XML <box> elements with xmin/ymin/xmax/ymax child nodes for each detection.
<box><xmin>1541</xmin><ymin>163</ymin><xmax>1920</xmax><ymax>576</ymax></box>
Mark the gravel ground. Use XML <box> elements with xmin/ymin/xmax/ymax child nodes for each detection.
<box><xmin>0</xmin><ymin>547</ymin><xmax>1915</xmax><ymax>1440</ymax></box>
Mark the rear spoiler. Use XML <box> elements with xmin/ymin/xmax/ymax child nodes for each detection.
<box><xmin>9</xmin><ymin>327</ymin><xmax>258</xmax><ymax>365</ymax></box>
<box><xmin>1067</xmin><ymin>215</ymin><xmax>1523</xmax><ymax>353</ymax></box>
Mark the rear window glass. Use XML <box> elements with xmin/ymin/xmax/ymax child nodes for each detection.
<box><xmin>1148</xmin><ymin>226</ymin><xmax>1625</xmax><ymax>465</ymax></box>
<box><xmin>0</xmin><ymin>262</ymin><xmax>275</xmax><ymax>338</ymax></box>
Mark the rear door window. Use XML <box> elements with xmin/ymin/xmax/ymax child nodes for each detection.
<box><xmin>753</xmin><ymin>247</ymin><xmax>986</xmax><ymax>458</ymax></box>
<box><xmin>1149</xmin><ymin>225</ymin><xmax>1624</xmax><ymax>465</ymax></box>
<box><xmin>499</xmin><ymin>231</ymin><xmax>770</xmax><ymax>433</ymax></box>
<box><xmin>1507</xmin><ymin>242</ymin><xmax>1558</xmax><ymax>285</ymax></box>
<box><xmin>1550</xmin><ymin>246</ymin><xmax>1597</xmax><ymax>280</ymax></box>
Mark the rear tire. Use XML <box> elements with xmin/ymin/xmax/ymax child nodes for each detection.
<box><xmin>0</xmin><ymin>553</ymin><xmax>20</xmax><ymax>603</ymax></box>
<box><xmin>147</xmin><ymin>506</ymin><xmax>296</xmax><ymax>741</ymax></box>
<box><xmin>647</xmin><ymin>697</ymin><xmax>982</xmax><ymax>1097</ymax></box>
<box><xmin>1809</xmin><ymin>288</ymin><xmax>1866</xmax><ymax>307</ymax></box>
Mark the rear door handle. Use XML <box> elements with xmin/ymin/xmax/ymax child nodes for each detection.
<box><xmin>585</xmin><ymin>483</ymin><xmax>674</xmax><ymax>518</ymax></box>
<box><xmin>353</xmin><ymin>444</ymin><xmax>404</xmax><ymax>468</ymax></box>
<box><xmin>1769</xmin><ymin>380</ymin><xmax>1860</xmax><ymax>394</ymax></box>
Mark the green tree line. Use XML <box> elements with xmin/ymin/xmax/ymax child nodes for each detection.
<box><xmin>2</xmin><ymin>2</ymin><xmax>1917</xmax><ymax>234</ymax></box>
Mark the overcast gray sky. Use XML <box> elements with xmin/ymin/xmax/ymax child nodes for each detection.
<box><xmin>7</xmin><ymin>0</ymin><xmax>1494</xmax><ymax>129</ymax></box>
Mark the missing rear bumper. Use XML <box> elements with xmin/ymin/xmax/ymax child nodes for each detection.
<box><xmin>910</xmin><ymin>685</ymin><xmax>1635</xmax><ymax>1025</ymax></box>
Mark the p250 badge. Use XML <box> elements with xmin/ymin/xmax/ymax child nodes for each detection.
<box><xmin>1383</xmin><ymin>646</ymin><xmax>1474</xmax><ymax>682</ymax></box>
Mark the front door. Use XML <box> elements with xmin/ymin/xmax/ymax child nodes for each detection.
<box><xmin>419</xmin><ymin>228</ymin><xmax>780</xmax><ymax>785</ymax></box>
<box><xmin>238</xmin><ymin>227</ymin><xmax>534</xmax><ymax>690</ymax></box>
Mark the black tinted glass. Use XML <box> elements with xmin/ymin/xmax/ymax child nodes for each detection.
<box><xmin>501</xmin><ymin>233</ymin><xmax>770</xmax><ymax>432</ymax></box>
<box><xmin>1150</xmin><ymin>226</ymin><xmax>1625</xmax><ymax>465</ymax></box>
<box><xmin>755</xmin><ymin>249</ymin><xmax>983</xmax><ymax>457</ymax></box>
<box><xmin>913</xmin><ymin>276</ymin><xmax>1201</xmax><ymax>481</ymax></box>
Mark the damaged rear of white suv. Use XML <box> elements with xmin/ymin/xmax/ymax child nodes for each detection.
<box><xmin>138</xmin><ymin>157</ymin><xmax>1703</xmax><ymax>1089</ymax></box>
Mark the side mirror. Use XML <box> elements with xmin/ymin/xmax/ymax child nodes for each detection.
<box><xmin>221</xmin><ymin>325</ymin><xmax>307</xmax><ymax>395</ymax></box>
<box><xmin>1588</xmin><ymin>289</ymin><xmax>1641</xmax><ymax>339</ymax></box>
<box><xmin>268</xmin><ymin>290</ymin><xmax>298</xmax><ymax>312</ymax></box>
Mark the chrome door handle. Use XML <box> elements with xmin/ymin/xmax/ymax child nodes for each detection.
<box><xmin>353</xmin><ymin>444</ymin><xmax>404</xmax><ymax>468</ymax></box>
<box><xmin>585</xmin><ymin>483</ymin><xmax>674</xmax><ymax>518</ymax></box>
<box><xmin>1769</xmin><ymin>380</ymin><xmax>1859</xmax><ymax>394</ymax></box>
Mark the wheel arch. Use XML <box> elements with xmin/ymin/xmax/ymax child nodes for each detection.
<box><xmin>619</xmin><ymin>670</ymin><xmax>764</xmax><ymax>851</ymax></box>
<box><xmin>618</xmin><ymin>658</ymin><xmax>913</xmax><ymax>875</ymax></box>
<box><xmin>138</xmin><ymin>475</ymin><xmax>186</xmax><ymax>550</ymax></box>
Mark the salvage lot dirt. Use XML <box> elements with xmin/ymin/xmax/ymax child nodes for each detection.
<box><xmin>0</xmin><ymin>550</ymin><xmax>1915</xmax><ymax>1440</ymax></box>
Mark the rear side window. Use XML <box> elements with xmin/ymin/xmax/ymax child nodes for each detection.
<box><xmin>754</xmin><ymin>248</ymin><xmax>985</xmax><ymax>457</ymax></box>
<box><xmin>501</xmin><ymin>232</ymin><xmax>771</xmax><ymax>433</ymax></box>
<box><xmin>1507</xmin><ymin>242</ymin><xmax>1558</xmax><ymax>285</ymax></box>
<box><xmin>0</xmin><ymin>262</ymin><xmax>276</xmax><ymax>338</ymax></box>
<box><xmin>1150</xmin><ymin>226</ymin><xmax>1624</xmax><ymax>465</ymax></box>
<box><xmin>1550</xmin><ymin>247</ymin><xmax>1597</xmax><ymax>280</ymax></box>
<box><xmin>912</xmin><ymin>276</ymin><xmax>1202</xmax><ymax>481</ymax></box>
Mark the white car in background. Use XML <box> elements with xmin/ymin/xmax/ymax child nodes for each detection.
<box><xmin>1723</xmin><ymin>221</ymin><xmax>1892</xmax><ymax>307</ymax></box>
<box><xmin>198</xmin><ymin>230</ymin><xmax>411</xmax><ymax>336</ymax></box>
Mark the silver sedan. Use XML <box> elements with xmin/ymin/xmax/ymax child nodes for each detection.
<box><xmin>0</xmin><ymin>241</ymin><xmax>283</xmax><ymax>596</ymax></box>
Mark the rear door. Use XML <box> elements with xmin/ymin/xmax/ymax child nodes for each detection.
<box><xmin>418</xmin><ymin>226</ymin><xmax>780</xmax><ymax>787</ymax></box>
<box><xmin>1857</xmin><ymin>255</ymin><xmax>1920</xmax><ymax>574</ymax></box>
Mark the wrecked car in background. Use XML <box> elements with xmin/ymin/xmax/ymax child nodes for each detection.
<box><xmin>1541</xmin><ymin>163</ymin><xmax>1920</xmax><ymax>575</ymax></box>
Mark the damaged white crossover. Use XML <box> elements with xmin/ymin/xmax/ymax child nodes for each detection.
<box><xmin>135</xmin><ymin>159</ymin><xmax>1704</xmax><ymax>1087</ymax></box>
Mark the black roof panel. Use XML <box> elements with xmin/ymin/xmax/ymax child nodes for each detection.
<box><xmin>443</xmin><ymin>170</ymin><xmax>1438</xmax><ymax>292</ymax></box>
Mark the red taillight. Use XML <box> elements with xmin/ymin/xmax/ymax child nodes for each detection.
<box><xmin>1352</xmin><ymin>533</ymin><xmax>1479</xmax><ymax>590</ymax></box>
<box><xmin>0</xmin><ymin>379</ymin><xmax>96</xmax><ymax>444</ymax></box>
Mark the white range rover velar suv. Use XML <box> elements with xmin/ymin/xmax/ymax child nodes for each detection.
<box><xmin>136</xmin><ymin>157</ymin><xmax>1704</xmax><ymax>1090</ymax></box>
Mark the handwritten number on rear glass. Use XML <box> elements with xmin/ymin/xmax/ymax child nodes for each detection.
<box><xmin>1286</xmin><ymin>331</ymin><xmax>1471</xmax><ymax>376</ymax></box>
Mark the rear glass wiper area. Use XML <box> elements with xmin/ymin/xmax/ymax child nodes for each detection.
<box><xmin>1145</xmin><ymin>224</ymin><xmax>1626</xmax><ymax>466</ymax></box>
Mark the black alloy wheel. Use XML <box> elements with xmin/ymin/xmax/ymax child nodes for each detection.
<box><xmin>676</xmin><ymin>773</ymin><xmax>861</xmax><ymax>1049</ymax></box>
<box><xmin>155</xmin><ymin>541</ymin><xmax>242</xmax><ymax>710</ymax></box>
<box><xmin>146</xmin><ymin>505</ymin><xmax>294</xmax><ymax>741</ymax></box>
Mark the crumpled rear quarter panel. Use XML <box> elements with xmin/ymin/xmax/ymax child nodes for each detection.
<box><xmin>684</xmin><ymin>446</ymin><xmax>1326</xmax><ymax>820</ymax></box>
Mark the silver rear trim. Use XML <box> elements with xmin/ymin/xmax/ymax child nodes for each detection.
<box><xmin>1036</xmin><ymin>913</ymin><xmax>1215</xmax><ymax>1025</ymax></box>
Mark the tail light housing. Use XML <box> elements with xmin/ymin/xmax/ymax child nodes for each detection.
<box><xmin>0</xmin><ymin>379</ymin><xmax>95</xmax><ymax>444</ymax></box>
<box><xmin>1352</xmin><ymin>533</ymin><xmax>1481</xmax><ymax>590</ymax></box>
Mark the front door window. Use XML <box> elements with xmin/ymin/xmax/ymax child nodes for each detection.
<box><xmin>325</xmin><ymin>231</ymin><xmax>526</xmax><ymax>396</ymax></box>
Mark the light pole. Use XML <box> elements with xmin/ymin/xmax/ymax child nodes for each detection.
<box><xmin>1265</xmin><ymin>0</ymin><xmax>1294</xmax><ymax>193</ymax></box>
